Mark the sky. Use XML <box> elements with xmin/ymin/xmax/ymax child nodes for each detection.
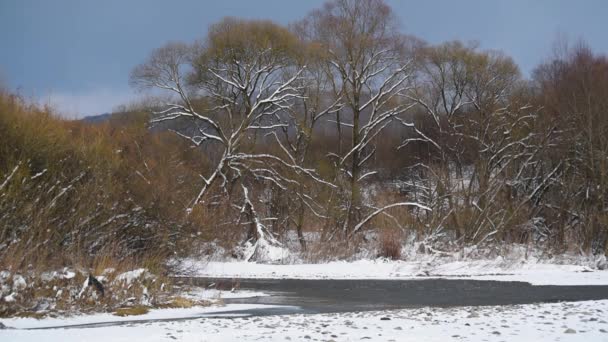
<box><xmin>1</xmin><ymin>0</ymin><xmax>607</xmax><ymax>118</ymax></box>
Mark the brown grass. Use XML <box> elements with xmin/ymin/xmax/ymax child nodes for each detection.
<box><xmin>157</xmin><ymin>296</ymin><xmax>214</xmax><ymax>309</ymax></box>
<box><xmin>15</xmin><ymin>311</ymin><xmax>47</xmax><ymax>319</ymax></box>
<box><xmin>113</xmin><ymin>306</ymin><xmax>150</xmax><ymax>317</ymax></box>
<box><xmin>162</xmin><ymin>297</ymin><xmax>196</xmax><ymax>309</ymax></box>
<box><xmin>378</xmin><ymin>229</ymin><xmax>402</xmax><ymax>260</ymax></box>
<box><xmin>0</xmin><ymin>89</ymin><xmax>206</xmax><ymax>273</ymax></box>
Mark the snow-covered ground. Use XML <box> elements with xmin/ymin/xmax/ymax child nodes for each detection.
<box><xmin>3</xmin><ymin>249</ymin><xmax>607</xmax><ymax>340</ymax></box>
<box><xmin>2</xmin><ymin>300</ymin><xmax>607</xmax><ymax>341</ymax></box>
<box><xmin>3</xmin><ymin>257</ymin><xmax>608</xmax><ymax>341</ymax></box>
<box><xmin>176</xmin><ymin>258</ymin><xmax>608</xmax><ymax>286</ymax></box>
<box><xmin>0</xmin><ymin>303</ymin><xmax>281</xmax><ymax>330</ymax></box>
<box><xmin>0</xmin><ymin>287</ymin><xmax>271</xmax><ymax>330</ymax></box>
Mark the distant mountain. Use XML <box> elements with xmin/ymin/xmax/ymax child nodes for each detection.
<box><xmin>81</xmin><ymin>112</ymin><xmax>112</xmax><ymax>123</ymax></box>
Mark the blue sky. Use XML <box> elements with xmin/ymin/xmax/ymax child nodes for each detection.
<box><xmin>1</xmin><ymin>0</ymin><xmax>607</xmax><ymax>117</ymax></box>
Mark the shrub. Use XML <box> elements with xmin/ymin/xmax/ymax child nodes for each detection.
<box><xmin>378</xmin><ymin>229</ymin><xmax>402</xmax><ymax>260</ymax></box>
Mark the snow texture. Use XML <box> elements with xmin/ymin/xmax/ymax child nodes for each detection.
<box><xmin>2</xmin><ymin>300</ymin><xmax>608</xmax><ymax>341</ymax></box>
<box><xmin>77</xmin><ymin>276</ymin><xmax>89</xmax><ymax>299</ymax></box>
<box><xmin>0</xmin><ymin>304</ymin><xmax>285</xmax><ymax>330</ymax></box>
<box><xmin>182</xmin><ymin>288</ymin><xmax>268</xmax><ymax>300</ymax></box>
<box><xmin>241</xmin><ymin>238</ymin><xmax>290</xmax><ymax>263</ymax></box>
<box><xmin>113</xmin><ymin>268</ymin><xmax>153</xmax><ymax>285</ymax></box>
<box><xmin>176</xmin><ymin>258</ymin><xmax>608</xmax><ymax>286</ymax></box>
<box><xmin>11</xmin><ymin>275</ymin><xmax>26</xmax><ymax>291</ymax></box>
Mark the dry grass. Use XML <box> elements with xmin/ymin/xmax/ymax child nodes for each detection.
<box><xmin>0</xmin><ymin>90</ymin><xmax>207</xmax><ymax>273</ymax></box>
<box><xmin>0</xmin><ymin>256</ymin><xmax>174</xmax><ymax>318</ymax></box>
<box><xmin>162</xmin><ymin>297</ymin><xmax>196</xmax><ymax>309</ymax></box>
<box><xmin>157</xmin><ymin>296</ymin><xmax>214</xmax><ymax>309</ymax></box>
<box><xmin>113</xmin><ymin>306</ymin><xmax>150</xmax><ymax>317</ymax></box>
<box><xmin>302</xmin><ymin>234</ymin><xmax>368</xmax><ymax>262</ymax></box>
<box><xmin>378</xmin><ymin>229</ymin><xmax>403</xmax><ymax>260</ymax></box>
<box><xmin>15</xmin><ymin>311</ymin><xmax>47</xmax><ymax>319</ymax></box>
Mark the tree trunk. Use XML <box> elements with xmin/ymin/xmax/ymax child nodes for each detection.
<box><xmin>296</xmin><ymin>201</ymin><xmax>307</xmax><ymax>251</ymax></box>
<box><xmin>346</xmin><ymin>105</ymin><xmax>361</xmax><ymax>237</ymax></box>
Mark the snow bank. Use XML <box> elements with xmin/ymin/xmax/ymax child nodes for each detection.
<box><xmin>175</xmin><ymin>258</ymin><xmax>608</xmax><ymax>286</ymax></box>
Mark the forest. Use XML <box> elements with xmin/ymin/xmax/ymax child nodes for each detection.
<box><xmin>1</xmin><ymin>0</ymin><xmax>608</xmax><ymax>274</ymax></box>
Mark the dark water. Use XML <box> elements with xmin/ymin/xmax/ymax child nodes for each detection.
<box><xmin>181</xmin><ymin>277</ymin><xmax>608</xmax><ymax>315</ymax></box>
<box><xmin>25</xmin><ymin>277</ymin><xmax>608</xmax><ymax>329</ymax></box>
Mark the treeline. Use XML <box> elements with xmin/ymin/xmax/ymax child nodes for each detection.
<box><xmin>128</xmin><ymin>0</ymin><xmax>608</xmax><ymax>259</ymax></box>
<box><xmin>1</xmin><ymin>0</ymin><xmax>607</xmax><ymax>267</ymax></box>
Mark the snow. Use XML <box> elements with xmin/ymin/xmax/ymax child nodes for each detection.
<box><xmin>2</xmin><ymin>256</ymin><xmax>607</xmax><ymax>340</ymax></box>
<box><xmin>12</xmin><ymin>275</ymin><xmax>27</xmax><ymax>291</ymax></box>
<box><xmin>3</xmin><ymin>293</ymin><xmax>16</xmax><ymax>302</ymax></box>
<box><xmin>38</xmin><ymin>269</ymin><xmax>75</xmax><ymax>282</ymax></box>
<box><xmin>76</xmin><ymin>276</ymin><xmax>89</xmax><ymax>299</ymax></box>
<box><xmin>30</xmin><ymin>169</ymin><xmax>47</xmax><ymax>180</ymax></box>
<box><xmin>0</xmin><ymin>304</ymin><xmax>286</xmax><ymax>330</ymax></box>
<box><xmin>182</xmin><ymin>288</ymin><xmax>268</xmax><ymax>300</ymax></box>
<box><xmin>39</xmin><ymin>272</ymin><xmax>55</xmax><ymax>282</ymax></box>
<box><xmin>63</xmin><ymin>271</ymin><xmax>76</xmax><ymax>279</ymax></box>
<box><xmin>1</xmin><ymin>285</ymin><xmax>10</xmax><ymax>296</ymax></box>
<box><xmin>241</xmin><ymin>238</ymin><xmax>291</xmax><ymax>263</ymax></box>
<box><xmin>101</xmin><ymin>268</ymin><xmax>116</xmax><ymax>276</ymax></box>
<box><xmin>113</xmin><ymin>269</ymin><xmax>152</xmax><ymax>285</ymax></box>
<box><xmin>2</xmin><ymin>300</ymin><xmax>607</xmax><ymax>341</ymax></box>
<box><xmin>0</xmin><ymin>283</ymin><xmax>270</xmax><ymax>330</ymax></box>
<box><xmin>176</xmin><ymin>258</ymin><xmax>608</xmax><ymax>286</ymax></box>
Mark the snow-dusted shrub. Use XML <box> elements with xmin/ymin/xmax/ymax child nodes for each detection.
<box><xmin>0</xmin><ymin>266</ymin><xmax>173</xmax><ymax>318</ymax></box>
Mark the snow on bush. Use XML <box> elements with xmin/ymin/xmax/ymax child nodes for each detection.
<box><xmin>113</xmin><ymin>269</ymin><xmax>155</xmax><ymax>286</ymax></box>
<box><xmin>0</xmin><ymin>267</ymin><xmax>169</xmax><ymax>318</ymax></box>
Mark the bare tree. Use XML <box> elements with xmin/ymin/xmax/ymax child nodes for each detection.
<box><xmin>131</xmin><ymin>18</ymin><xmax>333</xmax><ymax>261</ymax></box>
<box><xmin>533</xmin><ymin>41</ymin><xmax>608</xmax><ymax>253</ymax></box>
<box><xmin>299</xmin><ymin>0</ymin><xmax>427</xmax><ymax>238</ymax></box>
<box><xmin>273</xmin><ymin>28</ymin><xmax>345</xmax><ymax>249</ymax></box>
<box><xmin>403</xmin><ymin>41</ymin><xmax>556</xmax><ymax>248</ymax></box>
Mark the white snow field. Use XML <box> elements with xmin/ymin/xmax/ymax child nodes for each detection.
<box><xmin>176</xmin><ymin>258</ymin><xmax>608</xmax><ymax>286</ymax></box>
<box><xmin>0</xmin><ymin>303</ymin><xmax>281</xmax><ymax>330</ymax></box>
<box><xmin>2</xmin><ymin>300</ymin><xmax>608</xmax><ymax>341</ymax></box>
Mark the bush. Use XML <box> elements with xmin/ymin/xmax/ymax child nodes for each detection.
<box><xmin>0</xmin><ymin>90</ymin><xmax>205</xmax><ymax>273</ymax></box>
<box><xmin>378</xmin><ymin>229</ymin><xmax>402</xmax><ymax>260</ymax></box>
